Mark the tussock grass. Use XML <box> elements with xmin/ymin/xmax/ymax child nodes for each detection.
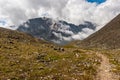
<box><xmin>0</xmin><ymin>28</ymin><xmax>101</xmax><ymax>80</ymax></box>
<box><xmin>0</xmin><ymin>39</ymin><xmax>101</xmax><ymax>79</ymax></box>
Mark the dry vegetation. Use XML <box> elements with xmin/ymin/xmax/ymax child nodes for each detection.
<box><xmin>1</xmin><ymin>15</ymin><xmax>120</xmax><ymax>80</ymax></box>
<box><xmin>0</xmin><ymin>28</ymin><xmax>102</xmax><ymax>80</ymax></box>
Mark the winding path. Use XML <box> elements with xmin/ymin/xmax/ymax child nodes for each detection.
<box><xmin>96</xmin><ymin>53</ymin><xmax>117</xmax><ymax>80</ymax></box>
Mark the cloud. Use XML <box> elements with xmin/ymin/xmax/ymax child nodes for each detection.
<box><xmin>0</xmin><ymin>0</ymin><xmax>120</xmax><ymax>27</ymax></box>
<box><xmin>71</xmin><ymin>28</ymin><xmax>94</xmax><ymax>40</ymax></box>
<box><xmin>64</xmin><ymin>0</ymin><xmax>120</xmax><ymax>27</ymax></box>
<box><xmin>0</xmin><ymin>0</ymin><xmax>120</xmax><ymax>41</ymax></box>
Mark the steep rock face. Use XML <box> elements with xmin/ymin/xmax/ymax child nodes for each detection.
<box><xmin>80</xmin><ymin>14</ymin><xmax>120</xmax><ymax>49</ymax></box>
<box><xmin>17</xmin><ymin>17</ymin><xmax>96</xmax><ymax>44</ymax></box>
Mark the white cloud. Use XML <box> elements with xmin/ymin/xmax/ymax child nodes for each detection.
<box><xmin>0</xmin><ymin>0</ymin><xmax>120</xmax><ymax>26</ymax></box>
<box><xmin>71</xmin><ymin>28</ymin><xmax>94</xmax><ymax>40</ymax></box>
<box><xmin>0</xmin><ymin>0</ymin><xmax>120</xmax><ymax>41</ymax></box>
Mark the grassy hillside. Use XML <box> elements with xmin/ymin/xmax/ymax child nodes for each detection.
<box><xmin>0</xmin><ymin>8</ymin><xmax>120</xmax><ymax>80</ymax></box>
<box><xmin>0</xmin><ymin>27</ymin><xmax>102</xmax><ymax>80</ymax></box>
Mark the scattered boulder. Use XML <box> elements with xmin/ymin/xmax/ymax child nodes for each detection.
<box><xmin>36</xmin><ymin>53</ymin><xmax>47</xmax><ymax>63</ymax></box>
<box><xmin>9</xmin><ymin>41</ymin><xmax>14</xmax><ymax>44</ymax></box>
<box><xmin>54</xmin><ymin>47</ymin><xmax>58</xmax><ymax>50</ymax></box>
<box><xmin>53</xmin><ymin>47</ymin><xmax>65</xmax><ymax>52</ymax></box>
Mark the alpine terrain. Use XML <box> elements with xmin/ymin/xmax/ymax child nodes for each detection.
<box><xmin>0</xmin><ymin>14</ymin><xmax>120</xmax><ymax>80</ymax></box>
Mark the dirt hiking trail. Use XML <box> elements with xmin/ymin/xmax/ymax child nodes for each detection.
<box><xmin>96</xmin><ymin>53</ymin><xmax>118</xmax><ymax>80</ymax></box>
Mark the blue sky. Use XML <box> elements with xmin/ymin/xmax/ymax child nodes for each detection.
<box><xmin>0</xmin><ymin>20</ymin><xmax>6</xmax><ymax>26</ymax></box>
<box><xmin>87</xmin><ymin>0</ymin><xmax>106</xmax><ymax>4</ymax></box>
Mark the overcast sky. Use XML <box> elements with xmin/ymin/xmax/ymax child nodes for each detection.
<box><xmin>0</xmin><ymin>0</ymin><xmax>120</xmax><ymax>29</ymax></box>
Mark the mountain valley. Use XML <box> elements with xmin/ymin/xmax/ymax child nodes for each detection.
<box><xmin>0</xmin><ymin>14</ymin><xmax>120</xmax><ymax>80</ymax></box>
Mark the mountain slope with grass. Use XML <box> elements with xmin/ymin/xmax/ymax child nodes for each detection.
<box><xmin>78</xmin><ymin>14</ymin><xmax>120</xmax><ymax>49</ymax></box>
<box><xmin>0</xmin><ymin>14</ymin><xmax>120</xmax><ymax>80</ymax></box>
<box><xmin>0</xmin><ymin>27</ymin><xmax>102</xmax><ymax>80</ymax></box>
